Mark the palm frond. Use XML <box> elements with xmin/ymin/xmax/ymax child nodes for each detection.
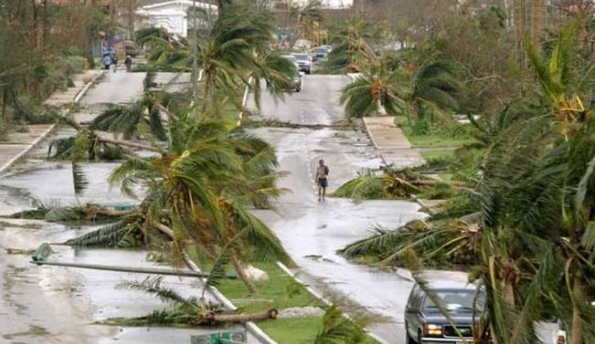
<box><xmin>64</xmin><ymin>218</ymin><xmax>142</xmax><ymax>248</ymax></box>
<box><xmin>117</xmin><ymin>276</ymin><xmax>197</xmax><ymax>308</ymax></box>
<box><xmin>313</xmin><ymin>304</ymin><xmax>366</xmax><ymax>344</ymax></box>
<box><xmin>203</xmin><ymin>250</ymin><xmax>230</xmax><ymax>295</ymax></box>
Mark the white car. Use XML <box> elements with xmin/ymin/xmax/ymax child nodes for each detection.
<box><xmin>291</xmin><ymin>53</ymin><xmax>312</xmax><ymax>74</ymax></box>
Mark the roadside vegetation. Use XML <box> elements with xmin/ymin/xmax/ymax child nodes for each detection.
<box><xmin>330</xmin><ymin>2</ymin><xmax>595</xmax><ymax>344</ymax></box>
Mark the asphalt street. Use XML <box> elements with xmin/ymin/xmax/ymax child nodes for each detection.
<box><xmin>0</xmin><ymin>72</ymin><xmax>256</xmax><ymax>344</ymax></box>
<box><xmin>247</xmin><ymin>74</ymin><xmax>428</xmax><ymax>344</ymax></box>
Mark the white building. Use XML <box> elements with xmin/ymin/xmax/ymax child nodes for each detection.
<box><xmin>136</xmin><ymin>0</ymin><xmax>218</xmax><ymax>38</ymax></box>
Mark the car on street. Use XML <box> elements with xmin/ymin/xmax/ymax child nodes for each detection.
<box><xmin>404</xmin><ymin>280</ymin><xmax>489</xmax><ymax>344</ymax></box>
<box><xmin>311</xmin><ymin>47</ymin><xmax>330</xmax><ymax>61</ymax></box>
<box><xmin>282</xmin><ymin>54</ymin><xmax>300</xmax><ymax>71</ymax></box>
<box><xmin>291</xmin><ymin>53</ymin><xmax>312</xmax><ymax>74</ymax></box>
<box><xmin>320</xmin><ymin>44</ymin><xmax>332</xmax><ymax>53</ymax></box>
<box><xmin>292</xmin><ymin>71</ymin><xmax>303</xmax><ymax>92</ymax></box>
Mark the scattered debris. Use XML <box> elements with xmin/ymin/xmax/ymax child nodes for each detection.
<box><xmin>244</xmin><ymin>265</ymin><xmax>269</xmax><ymax>281</ymax></box>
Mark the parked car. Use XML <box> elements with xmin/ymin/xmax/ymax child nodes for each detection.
<box><xmin>291</xmin><ymin>53</ymin><xmax>312</xmax><ymax>74</ymax></box>
<box><xmin>404</xmin><ymin>280</ymin><xmax>489</xmax><ymax>344</ymax></box>
<box><xmin>311</xmin><ymin>47</ymin><xmax>329</xmax><ymax>61</ymax></box>
<box><xmin>320</xmin><ymin>44</ymin><xmax>332</xmax><ymax>53</ymax></box>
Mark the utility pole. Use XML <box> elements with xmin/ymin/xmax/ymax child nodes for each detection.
<box><xmin>191</xmin><ymin>0</ymin><xmax>199</xmax><ymax>103</ymax></box>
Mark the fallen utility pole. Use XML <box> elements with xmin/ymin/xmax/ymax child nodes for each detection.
<box><xmin>30</xmin><ymin>243</ymin><xmax>237</xmax><ymax>279</ymax></box>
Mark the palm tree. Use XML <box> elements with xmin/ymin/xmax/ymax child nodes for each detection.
<box><xmin>136</xmin><ymin>27</ymin><xmax>191</xmax><ymax>71</ymax></box>
<box><xmin>290</xmin><ymin>0</ymin><xmax>324</xmax><ymax>44</ymax></box>
<box><xmin>409</xmin><ymin>60</ymin><xmax>465</xmax><ymax>121</ymax></box>
<box><xmin>339</xmin><ymin>58</ymin><xmax>408</xmax><ymax>117</ymax></box>
<box><xmin>339</xmin><ymin>23</ymin><xmax>595</xmax><ymax>344</ymax></box>
<box><xmin>98</xmin><ymin>119</ymin><xmax>292</xmax><ymax>292</ymax></box>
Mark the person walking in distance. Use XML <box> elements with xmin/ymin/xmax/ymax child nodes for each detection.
<box><xmin>316</xmin><ymin>159</ymin><xmax>329</xmax><ymax>201</ymax></box>
<box><xmin>124</xmin><ymin>55</ymin><xmax>132</xmax><ymax>72</ymax></box>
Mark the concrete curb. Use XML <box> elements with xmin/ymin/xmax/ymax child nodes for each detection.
<box><xmin>0</xmin><ymin>125</ymin><xmax>56</xmax><ymax>176</ymax></box>
<box><xmin>276</xmin><ymin>262</ymin><xmax>391</xmax><ymax>344</ymax></box>
<box><xmin>0</xmin><ymin>69</ymin><xmax>106</xmax><ymax>176</ymax></box>
<box><xmin>74</xmin><ymin>70</ymin><xmax>105</xmax><ymax>104</ymax></box>
<box><xmin>182</xmin><ymin>254</ymin><xmax>279</xmax><ymax>344</ymax></box>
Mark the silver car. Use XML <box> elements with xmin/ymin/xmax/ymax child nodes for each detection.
<box><xmin>291</xmin><ymin>53</ymin><xmax>312</xmax><ymax>74</ymax></box>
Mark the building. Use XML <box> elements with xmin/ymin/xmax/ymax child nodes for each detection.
<box><xmin>136</xmin><ymin>0</ymin><xmax>217</xmax><ymax>38</ymax></box>
<box><xmin>275</xmin><ymin>0</ymin><xmax>353</xmax><ymax>10</ymax></box>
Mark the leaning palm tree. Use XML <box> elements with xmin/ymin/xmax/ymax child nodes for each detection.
<box><xmin>409</xmin><ymin>59</ymin><xmax>466</xmax><ymax>121</ymax></box>
<box><xmin>339</xmin><ymin>58</ymin><xmax>408</xmax><ymax>117</ymax></box>
<box><xmin>104</xmin><ymin>119</ymin><xmax>292</xmax><ymax>292</ymax></box>
<box><xmin>197</xmin><ymin>3</ymin><xmax>280</xmax><ymax>119</ymax></box>
<box><xmin>290</xmin><ymin>0</ymin><xmax>325</xmax><ymax>43</ymax></box>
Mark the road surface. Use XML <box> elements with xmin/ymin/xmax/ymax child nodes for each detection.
<box><xmin>0</xmin><ymin>72</ymin><xmax>256</xmax><ymax>344</ymax></box>
<box><xmin>247</xmin><ymin>74</ymin><xmax>428</xmax><ymax>344</ymax></box>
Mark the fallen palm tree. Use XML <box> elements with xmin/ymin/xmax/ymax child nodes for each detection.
<box><xmin>98</xmin><ymin>276</ymin><xmax>278</xmax><ymax>327</ymax></box>
<box><xmin>332</xmin><ymin>166</ymin><xmax>468</xmax><ymax>200</ymax></box>
<box><xmin>339</xmin><ymin>194</ymin><xmax>483</xmax><ymax>268</ymax></box>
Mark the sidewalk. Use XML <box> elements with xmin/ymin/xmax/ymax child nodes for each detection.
<box><xmin>0</xmin><ymin>69</ymin><xmax>104</xmax><ymax>175</ymax></box>
<box><xmin>362</xmin><ymin>116</ymin><xmax>424</xmax><ymax>168</ymax></box>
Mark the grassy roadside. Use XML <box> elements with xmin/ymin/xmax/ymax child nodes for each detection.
<box><xmin>394</xmin><ymin>116</ymin><xmax>475</xmax><ymax>148</ymax></box>
<box><xmin>187</xmin><ymin>247</ymin><xmax>382</xmax><ymax>344</ymax></box>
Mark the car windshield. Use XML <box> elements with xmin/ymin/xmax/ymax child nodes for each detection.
<box><xmin>423</xmin><ymin>290</ymin><xmax>484</xmax><ymax>314</ymax></box>
<box><xmin>314</xmin><ymin>49</ymin><xmax>326</xmax><ymax>53</ymax></box>
<box><xmin>293</xmin><ymin>54</ymin><xmax>309</xmax><ymax>60</ymax></box>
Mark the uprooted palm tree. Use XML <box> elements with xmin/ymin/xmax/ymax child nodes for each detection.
<box><xmin>100</xmin><ymin>276</ymin><xmax>279</xmax><ymax>327</ymax></box>
<box><xmin>332</xmin><ymin>166</ymin><xmax>463</xmax><ymax>201</ymax></box>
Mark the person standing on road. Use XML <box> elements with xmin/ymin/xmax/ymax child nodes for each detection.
<box><xmin>316</xmin><ymin>159</ymin><xmax>329</xmax><ymax>201</ymax></box>
<box><xmin>124</xmin><ymin>55</ymin><xmax>132</xmax><ymax>72</ymax></box>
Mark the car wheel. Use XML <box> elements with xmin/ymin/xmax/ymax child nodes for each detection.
<box><xmin>405</xmin><ymin>323</ymin><xmax>415</xmax><ymax>344</ymax></box>
<box><xmin>305</xmin><ymin>70</ymin><xmax>311</xmax><ymax>75</ymax></box>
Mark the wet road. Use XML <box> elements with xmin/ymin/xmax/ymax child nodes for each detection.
<box><xmin>0</xmin><ymin>72</ymin><xmax>256</xmax><ymax>344</ymax></box>
<box><xmin>247</xmin><ymin>75</ymin><xmax>428</xmax><ymax>344</ymax></box>
<box><xmin>79</xmin><ymin>72</ymin><xmax>146</xmax><ymax>106</ymax></box>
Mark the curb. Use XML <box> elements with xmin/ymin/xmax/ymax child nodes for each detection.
<box><xmin>74</xmin><ymin>70</ymin><xmax>105</xmax><ymax>104</ymax></box>
<box><xmin>183</xmin><ymin>254</ymin><xmax>279</xmax><ymax>344</ymax></box>
<box><xmin>276</xmin><ymin>262</ymin><xmax>391</xmax><ymax>344</ymax></box>
<box><xmin>360</xmin><ymin>118</ymin><xmax>391</xmax><ymax>168</ymax></box>
<box><xmin>0</xmin><ymin>125</ymin><xmax>57</xmax><ymax>176</ymax></box>
<box><xmin>0</xmin><ymin>69</ymin><xmax>105</xmax><ymax>176</ymax></box>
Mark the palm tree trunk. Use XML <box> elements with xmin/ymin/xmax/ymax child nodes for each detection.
<box><xmin>503</xmin><ymin>281</ymin><xmax>515</xmax><ymax>307</ymax></box>
<box><xmin>95</xmin><ymin>134</ymin><xmax>161</xmax><ymax>152</ymax></box>
<box><xmin>204</xmin><ymin>308</ymin><xmax>278</xmax><ymax>323</ymax></box>
<box><xmin>571</xmin><ymin>276</ymin><xmax>584</xmax><ymax>344</ymax></box>
<box><xmin>231</xmin><ymin>253</ymin><xmax>258</xmax><ymax>293</ymax></box>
